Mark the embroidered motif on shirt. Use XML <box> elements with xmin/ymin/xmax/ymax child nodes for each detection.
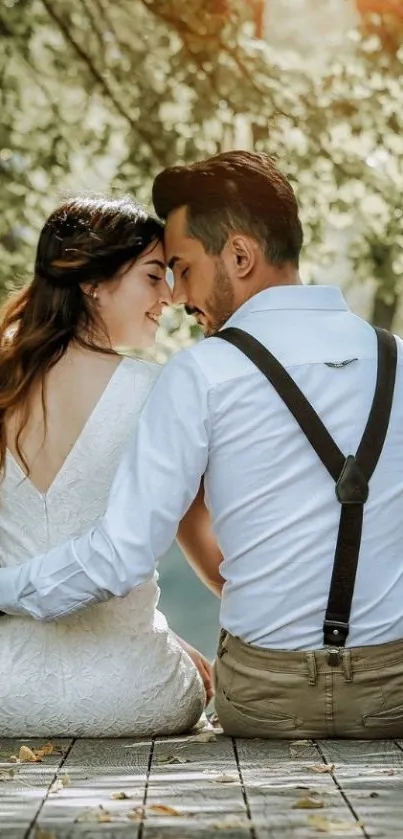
<box><xmin>325</xmin><ymin>358</ymin><xmax>358</xmax><ymax>368</ymax></box>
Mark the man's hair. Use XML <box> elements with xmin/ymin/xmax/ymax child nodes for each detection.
<box><xmin>152</xmin><ymin>150</ymin><xmax>303</xmax><ymax>267</ymax></box>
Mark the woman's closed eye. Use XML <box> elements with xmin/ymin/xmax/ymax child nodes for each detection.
<box><xmin>148</xmin><ymin>273</ymin><xmax>165</xmax><ymax>284</ymax></box>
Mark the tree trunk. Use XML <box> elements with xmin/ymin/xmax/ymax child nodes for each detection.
<box><xmin>370</xmin><ymin>290</ymin><xmax>398</xmax><ymax>330</ymax></box>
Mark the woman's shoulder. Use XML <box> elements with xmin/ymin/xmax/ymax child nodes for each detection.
<box><xmin>118</xmin><ymin>356</ymin><xmax>162</xmax><ymax>405</ymax></box>
<box><xmin>120</xmin><ymin>355</ymin><xmax>162</xmax><ymax>384</ymax></box>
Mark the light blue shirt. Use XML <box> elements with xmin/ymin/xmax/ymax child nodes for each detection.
<box><xmin>1</xmin><ymin>285</ymin><xmax>403</xmax><ymax>650</ymax></box>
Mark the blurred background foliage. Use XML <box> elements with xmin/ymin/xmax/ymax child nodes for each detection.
<box><xmin>1</xmin><ymin>0</ymin><xmax>402</xmax><ymax>340</ymax></box>
<box><xmin>1</xmin><ymin>0</ymin><xmax>402</xmax><ymax>656</ymax></box>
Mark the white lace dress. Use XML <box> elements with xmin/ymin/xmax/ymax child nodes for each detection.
<box><xmin>0</xmin><ymin>357</ymin><xmax>204</xmax><ymax>737</ymax></box>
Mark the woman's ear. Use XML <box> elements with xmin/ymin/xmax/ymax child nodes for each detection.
<box><xmin>80</xmin><ymin>283</ymin><xmax>98</xmax><ymax>300</ymax></box>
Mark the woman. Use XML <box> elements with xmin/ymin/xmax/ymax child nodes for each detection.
<box><xmin>0</xmin><ymin>195</ymin><xmax>210</xmax><ymax>737</ymax></box>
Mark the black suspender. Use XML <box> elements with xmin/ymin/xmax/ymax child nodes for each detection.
<box><xmin>216</xmin><ymin>326</ymin><xmax>397</xmax><ymax>649</ymax></box>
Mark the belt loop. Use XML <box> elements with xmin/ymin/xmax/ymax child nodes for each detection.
<box><xmin>342</xmin><ymin>648</ymin><xmax>353</xmax><ymax>682</ymax></box>
<box><xmin>306</xmin><ymin>651</ymin><xmax>318</xmax><ymax>686</ymax></box>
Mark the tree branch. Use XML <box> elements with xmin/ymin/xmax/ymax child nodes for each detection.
<box><xmin>136</xmin><ymin>0</ymin><xmax>283</xmax><ymax>120</ymax></box>
<box><xmin>40</xmin><ymin>0</ymin><xmax>166</xmax><ymax>166</ymax></box>
<box><xmin>79</xmin><ymin>0</ymin><xmax>106</xmax><ymax>60</ymax></box>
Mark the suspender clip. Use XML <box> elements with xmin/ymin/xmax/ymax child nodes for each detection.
<box><xmin>326</xmin><ymin>648</ymin><xmax>341</xmax><ymax>666</ymax></box>
<box><xmin>335</xmin><ymin>455</ymin><xmax>369</xmax><ymax>505</ymax></box>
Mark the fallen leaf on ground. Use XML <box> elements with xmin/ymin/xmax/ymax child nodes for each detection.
<box><xmin>19</xmin><ymin>746</ymin><xmax>42</xmax><ymax>763</ymax></box>
<box><xmin>0</xmin><ymin>768</ymin><xmax>15</xmax><ymax>781</ymax></box>
<box><xmin>148</xmin><ymin>804</ymin><xmax>185</xmax><ymax>816</ymax></box>
<box><xmin>128</xmin><ymin>807</ymin><xmax>145</xmax><ymax>822</ymax></box>
<box><xmin>211</xmin><ymin>817</ymin><xmax>250</xmax><ymax>829</ymax></box>
<box><xmin>75</xmin><ymin>806</ymin><xmax>113</xmax><ymax>823</ymax></box>
<box><xmin>111</xmin><ymin>791</ymin><xmax>132</xmax><ymax>800</ymax></box>
<box><xmin>34</xmin><ymin>830</ymin><xmax>57</xmax><ymax>839</ymax></box>
<box><xmin>307</xmin><ymin>814</ymin><xmax>362</xmax><ymax>833</ymax></box>
<box><xmin>309</xmin><ymin>764</ymin><xmax>335</xmax><ymax>773</ymax></box>
<box><xmin>211</xmin><ymin>774</ymin><xmax>238</xmax><ymax>784</ymax></box>
<box><xmin>293</xmin><ymin>796</ymin><xmax>325</xmax><ymax>809</ymax></box>
<box><xmin>49</xmin><ymin>774</ymin><xmax>71</xmax><ymax>794</ymax></box>
<box><xmin>35</xmin><ymin>743</ymin><xmax>55</xmax><ymax>757</ymax></box>
<box><xmin>156</xmin><ymin>754</ymin><xmax>191</xmax><ymax>764</ymax></box>
<box><xmin>49</xmin><ymin>780</ymin><xmax>63</xmax><ymax>795</ymax></box>
<box><xmin>20</xmin><ymin>742</ymin><xmax>61</xmax><ymax>763</ymax></box>
<box><xmin>188</xmin><ymin>732</ymin><xmax>216</xmax><ymax>743</ymax></box>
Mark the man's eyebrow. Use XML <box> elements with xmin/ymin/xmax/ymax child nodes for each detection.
<box><xmin>168</xmin><ymin>256</ymin><xmax>179</xmax><ymax>270</ymax></box>
<box><xmin>143</xmin><ymin>259</ymin><xmax>166</xmax><ymax>270</ymax></box>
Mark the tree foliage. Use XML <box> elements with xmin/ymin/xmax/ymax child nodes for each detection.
<box><xmin>1</xmin><ymin>0</ymin><xmax>402</xmax><ymax>335</ymax></box>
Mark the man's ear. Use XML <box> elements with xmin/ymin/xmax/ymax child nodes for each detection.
<box><xmin>228</xmin><ymin>235</ymin><xmax>257</xmax><ymax>279</ymax></box>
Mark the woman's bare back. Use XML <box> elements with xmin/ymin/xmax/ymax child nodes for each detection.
<box><xmin>6</xmin><ymin>348</ymin><xmax>122</xmax><ymax>494</ymax></box>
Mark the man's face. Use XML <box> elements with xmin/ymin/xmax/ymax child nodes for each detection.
<box><xmin>164</xmin><ymin>206</ymin><xmax>235</xmax><ymax>337</ymax></box>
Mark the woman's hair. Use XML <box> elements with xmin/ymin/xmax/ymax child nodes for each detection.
<box><xmin>0</xmin><ymin>195</ymin><xmax>164</xmax><ymax>477</ymax></box>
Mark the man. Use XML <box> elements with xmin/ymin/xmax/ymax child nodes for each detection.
<box><xmin>1</xmin><ymin>151</ymin><xmax>403</xmax><ymax>738</ymax></box>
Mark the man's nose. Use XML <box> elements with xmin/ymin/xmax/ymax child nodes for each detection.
<box><xmin>158</xmin><ymin>277</ymin><xmax>173</xmax><ymax>307</ymax></box>
<box><xmin>172</xmin><ymin>278</ymin><xmax>187</xmax><ymax>306</ymax></box>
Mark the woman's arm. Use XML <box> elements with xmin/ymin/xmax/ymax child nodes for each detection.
<box><xmin>177</xmin><ymin>482</ymin><xmax>225</xmax><ymax>598</ymax></box>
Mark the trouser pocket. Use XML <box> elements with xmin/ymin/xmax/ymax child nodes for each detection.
<box><xmin>215</xmin><ymin>684</ymin><xmax>299</xmax><ymax>738</ymax></box>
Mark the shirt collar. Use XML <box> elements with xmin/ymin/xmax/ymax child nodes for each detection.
<box><xmin>221</xmin><ymin>285</ymin><xmax>349</xmax><ymax>329</ymax></box>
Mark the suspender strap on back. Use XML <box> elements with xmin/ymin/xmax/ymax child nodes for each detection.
<box><xmin>216</xmin><ymin>325</ymin><xmax>397</xmax><ymax>647</ymax></box>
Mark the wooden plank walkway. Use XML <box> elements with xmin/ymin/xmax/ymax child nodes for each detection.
<box><xmin>0</xmin><ymin>734</ymin><xmax>402</xmax><ymax>837</ymax></box>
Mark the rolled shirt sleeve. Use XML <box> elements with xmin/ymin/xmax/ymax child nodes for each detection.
<box><xmin>0</xmin><ymin>350</ymin><xmax>210</xmax><ymax>619</ymax></box>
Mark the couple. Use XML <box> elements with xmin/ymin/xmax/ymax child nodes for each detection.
<box><xmin>1</xmin><ymin>150</ymin><xmax>403</xmax><ymax>740</ymax></box>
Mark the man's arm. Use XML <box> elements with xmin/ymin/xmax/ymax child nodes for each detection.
<box><xmin>177</xmin><ymin>482</ymin><xmax>224</xmax><ymax>598</ymax></box>
<box><xmin>0</xmin><ymin>352</ymin><xmax>210</xmax><ymax>619</ymax></box>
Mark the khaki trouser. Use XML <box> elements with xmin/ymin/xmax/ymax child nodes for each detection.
<box><xmin>214</xmin><ymin>630</ymin><xmax>403</xmax><ymax>739</ymax></box>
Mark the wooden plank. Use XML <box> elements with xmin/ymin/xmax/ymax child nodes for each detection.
<box><xmin>236</xmin><ymin>738</ymin><xmax>366</xmax><ymax>838</ymax></box>
<box><xmin>142</xmin><ymin>732</ymin><xmax>252</xmax><ymax>837</ymax></box>
<box><xmin>0</xmin><ymin>737</ymin><xmax>72</xmax><ymax>838</ymax></box>
<box><xmin>32</xmin><ymin>738</ymin><xmax>152</xmax><ymax>838</ymax></box>
<box><xmin>319</xmin><ymin>740</ymin><xmax>403</xmax><ymax>767</ymax></box>
<box><xmin>318</xmin><ymin>740</ymin><xmax>403</xmax><ymax>838</ymax></box>
<box><xmin>3</xmin><ymin>735</ymin><xmax>402</xmax><ymax>838</ymax></box>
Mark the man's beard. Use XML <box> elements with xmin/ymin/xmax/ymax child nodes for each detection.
<box><xmin>203</xmin><ymin>258</ymin><xmax>235</xmax><ymax>337</ymax></box>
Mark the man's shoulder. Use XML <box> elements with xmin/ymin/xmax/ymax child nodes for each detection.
<box><xmin>175</xmin><ymin>336</ymin><xmax>251</xmax><ymax>386</ymax></box>
<box><xmin>393</xmin><ymin>332</ymin><xmax>403</xmax><ymax>353</ymax></box>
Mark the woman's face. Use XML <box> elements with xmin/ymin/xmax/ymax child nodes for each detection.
<box><xmin>97</xmin><ymin>241</ymin><xmax>171</xmax><ymax>349</ymax></box>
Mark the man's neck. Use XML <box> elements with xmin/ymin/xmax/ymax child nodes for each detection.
<box><xmin>236</xmin><ymin>267</ymin><xmax>302</xmax><ymax>311</ymax></box>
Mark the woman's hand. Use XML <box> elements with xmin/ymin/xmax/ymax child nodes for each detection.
<box><xmin>175</xmin><ymin>635</ymin><xmax>214</xmax><ymax>704</ymax></box>
<box><xmin>177</xmin><ymin>482</ymin><xmax>225</xmax><ymax>598</ymax></box>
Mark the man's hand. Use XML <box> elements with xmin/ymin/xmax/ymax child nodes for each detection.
<box><xmin>175</xmin><ymin>635</ymin><xmax>214</xmax><ymax>704</ymax></box>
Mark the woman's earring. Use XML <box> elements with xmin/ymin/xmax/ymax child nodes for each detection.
<box><xmin>91</xmin><ymin>286</ymin><xmax>98</xmax><ymax>300</ymax></box>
